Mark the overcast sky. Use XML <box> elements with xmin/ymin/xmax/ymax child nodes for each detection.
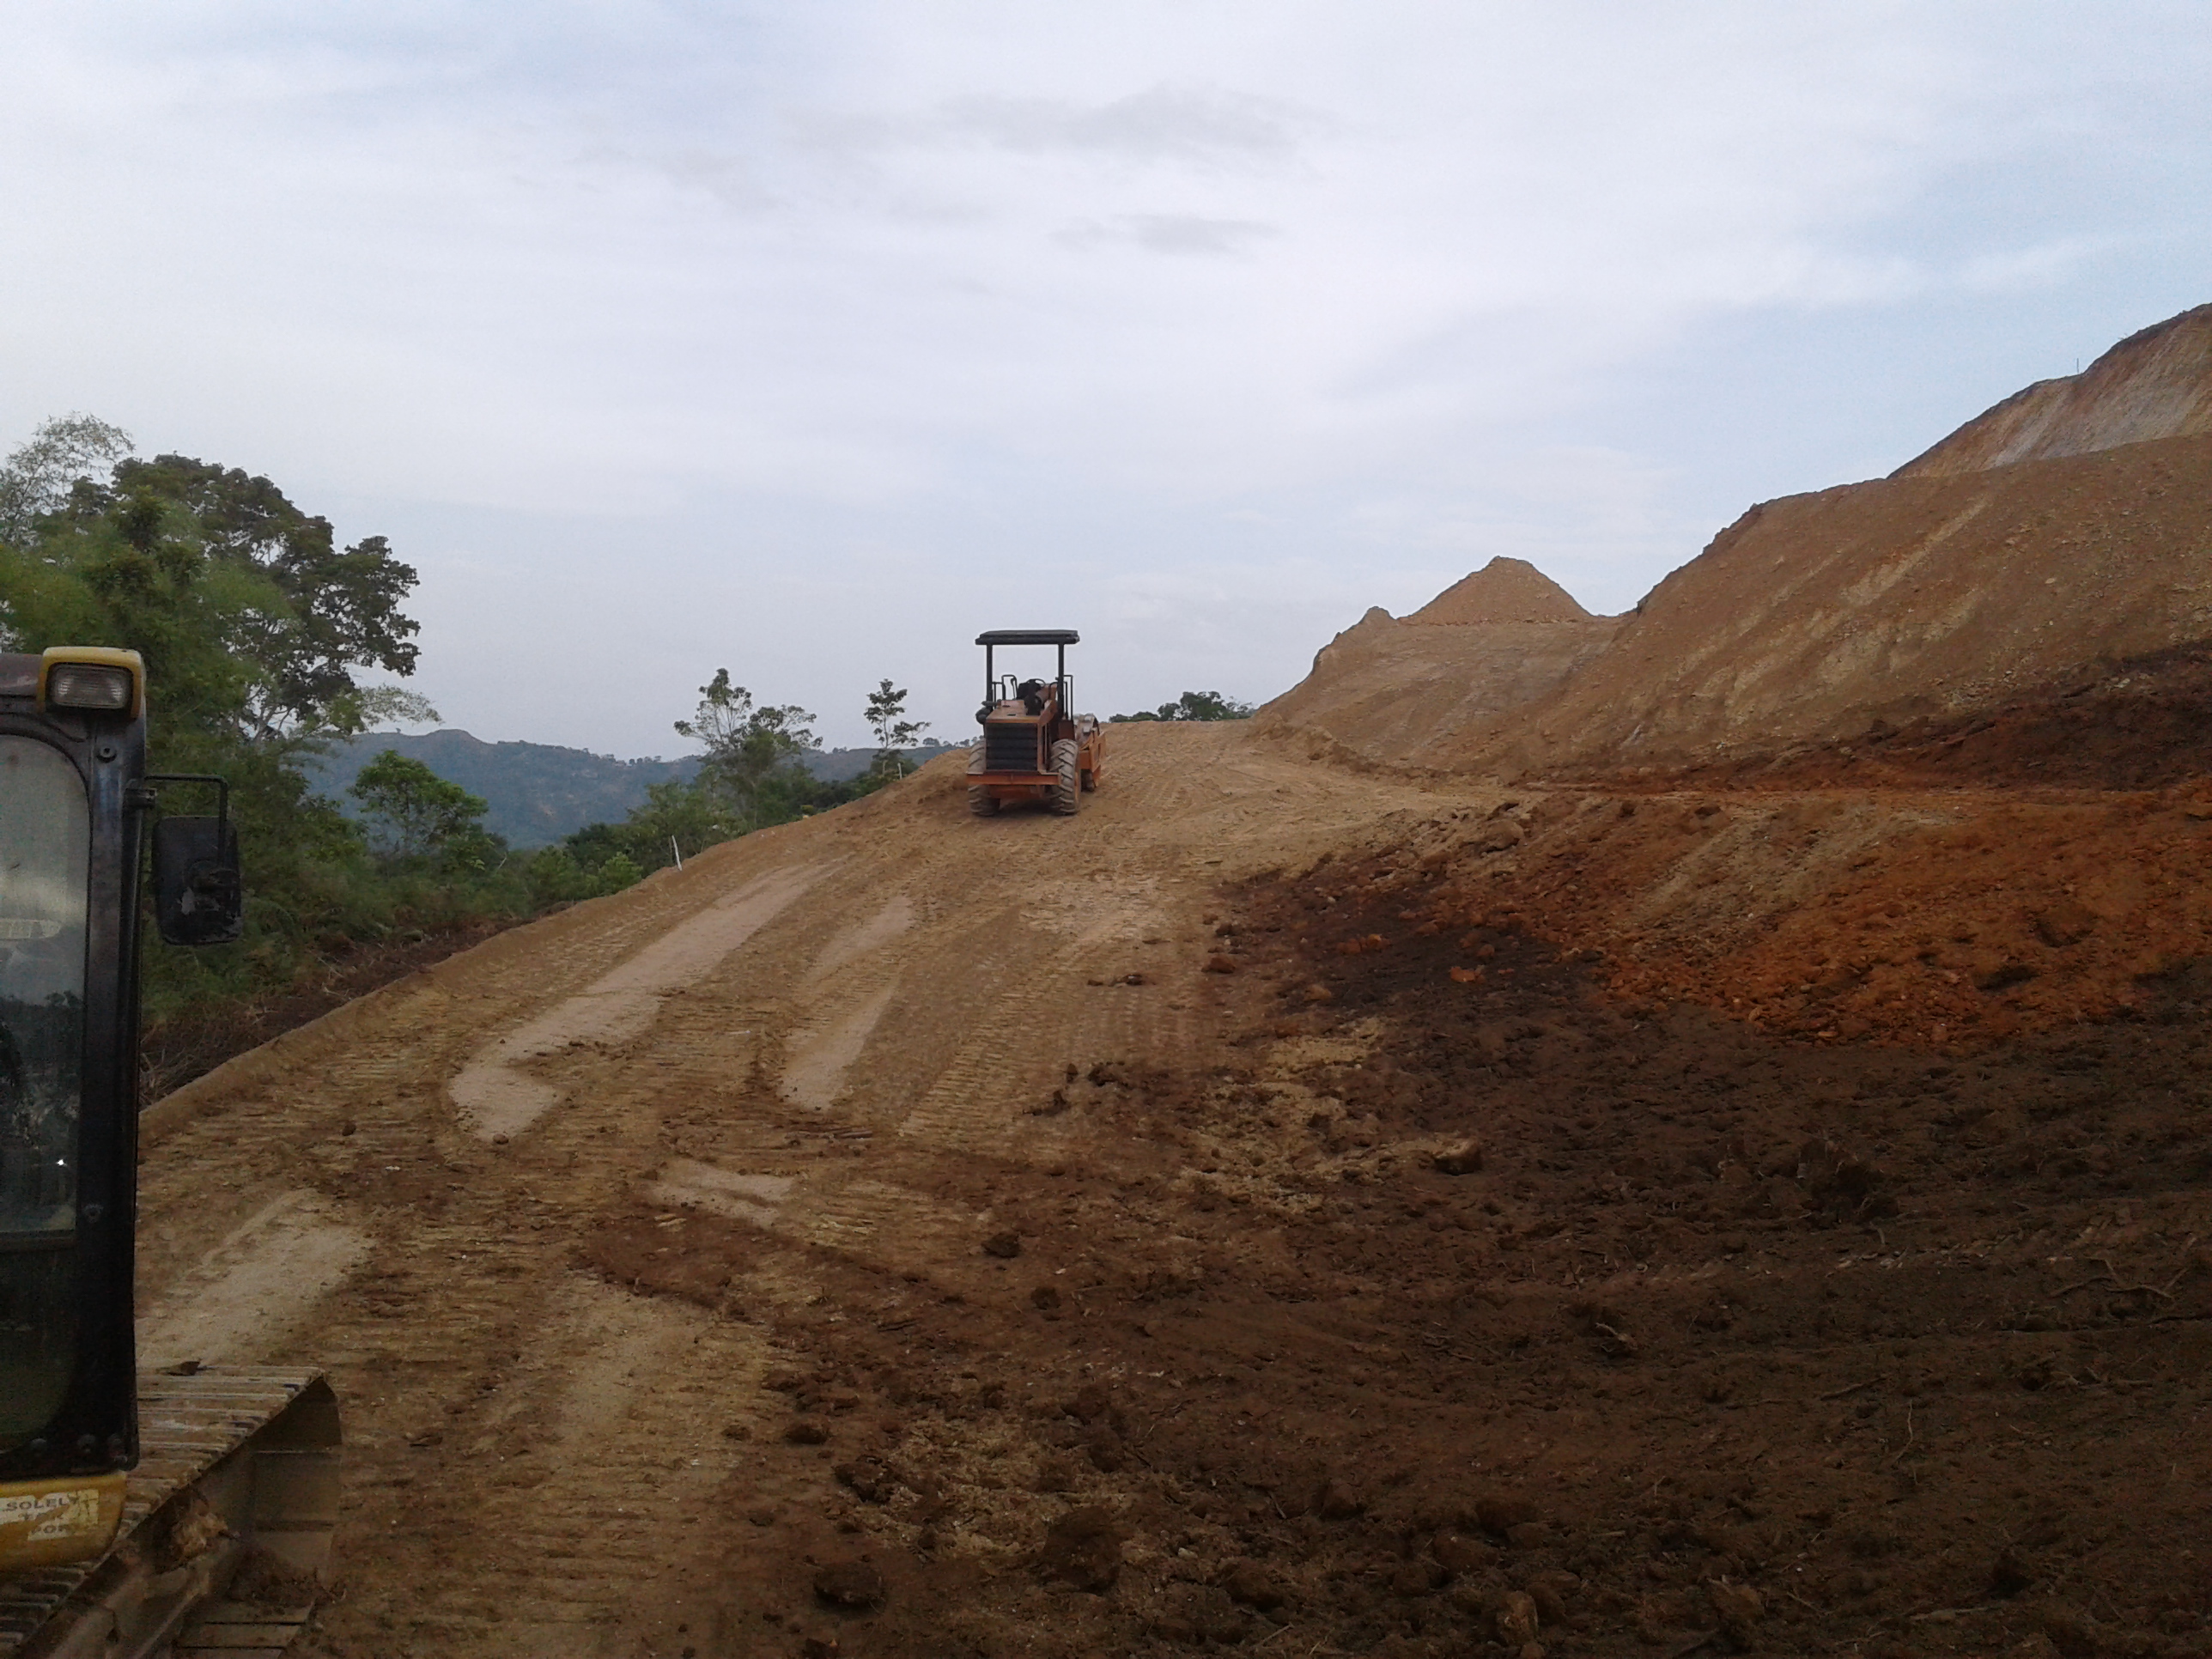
<box><xmin>4</xmin><ymin>3</ymin><xmax>2208</xmax><ymax>754</ymax></box>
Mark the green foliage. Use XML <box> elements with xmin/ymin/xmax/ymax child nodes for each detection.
<box><xmin>349</xmin><ymin>750</ymin><xmax>495</xmax><ymax>866</ymax></box>
<box><xmin>1109</xmin><ymin>690</ymin><xmax>1255</xmax><ymax>723</ymax></box>
<box><xmin>0</xmin><ymin>414</ymin><xmax>133</xmax><ymax>550</ymax></box>
<box><xmin>0</xmin><ymin>416</ymin><xmax>477</xmax><ymax>1045</ymax></box>
<box><xmin>551</xmin><ymin>739</ymin><xmax>871</xmax><ymax>889</ymax></box>
<box><xmin>863</xmin><ymin>678</ymin><xmax>930</xmax><ymax>779</ymax></box>
<box><xmin>596</xmin><ymin>852</ymin><xmax>644</xmax><ymax>891</ymax></box>
<box><xmin>674</xmin><ymin>669</ymin><xmax>819</xmax><ymax>817</ymax></box>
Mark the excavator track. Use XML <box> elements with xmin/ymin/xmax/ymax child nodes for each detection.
<box><xmin>1</xmin><ymin>1369</ymin><xmax>339</xmax><ymax>1659</ymax></box>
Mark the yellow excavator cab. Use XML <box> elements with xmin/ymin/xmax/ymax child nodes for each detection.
<box><xmin>0</xmin><ymin>649</ymin><xmax>340</xmax><ymax>1656</ymax></box>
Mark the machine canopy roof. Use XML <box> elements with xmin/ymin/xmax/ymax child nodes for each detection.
<box><xmin>975</xmin><ymin>629</ymin><xmax>1079</xmax><ymax>647</ymax></box>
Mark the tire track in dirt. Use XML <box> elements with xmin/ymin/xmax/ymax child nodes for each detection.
<box><xmin>453</xmin><ymin>863</ymin><xmax>828</xmax><ymax>1141</ymax></box>
<box><xmin>130</xmin><ymin>728</ymin><xmax>1462</xmax><ymax>1658</ymax></box>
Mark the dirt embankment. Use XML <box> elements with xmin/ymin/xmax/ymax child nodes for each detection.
<box><xmin>1259</xmin><ymin>307</ymin><xmax>2212</xmax><ymax>780</ymax></box>
<box><xmin>1897</xmin><ymin>302</ymin><xmax>2212</xmax><ymax>477</ymax></box>
<box><xmin>1253</xmin><ymin>558</ymin><xmax>1622</xmax><ymax>772</ymax></box>
<box><xmin>110</xmin><ymin>716</ymin><xmax>2212</xmax><ymax>1659</ymax></box>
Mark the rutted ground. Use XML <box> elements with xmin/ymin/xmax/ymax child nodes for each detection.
<box><xmin>132</xmin><ymin>720</ymin><xmax>2212</xmax><ymax>1657</ymax></box>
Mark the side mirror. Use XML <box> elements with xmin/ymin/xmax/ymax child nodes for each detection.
<box><xmin>153</xmin><ymin>816</ymin><xmax>243</xmax><ymax>945</ymax></box>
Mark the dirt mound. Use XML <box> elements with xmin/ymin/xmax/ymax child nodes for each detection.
<box><xmin>1252</xmin><ymin>606</ymin><xmax>1621</xmax><ymax>769</ymax></box>
<box><xmin>1268</xmin><ymin>429</ymin><xmax>2212</xmax><ymax>776</ymax></box>
<box><xmin>1899</xmin><ymin>301</ymin><xmax>2212</xmax><ymax>477</ymax></box>
<box><xmin>1405</xmin><ymin>556</ymin><xmax>1594</xmax><ymax>624</ymax></box>
<box><xmin>1465</xmin><ymin>429</ymin><xmax>2212</xmax><ymax>775</ymax></box>
<box><xmin>1261</xmin><ymin>307</ymin><xmax>2212</xmax><ymax>779</ymax></box>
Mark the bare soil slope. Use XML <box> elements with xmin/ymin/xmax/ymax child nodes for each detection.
<box><xmin>1254</xmin><ymin>558</ymin><xmax>1622</xmax><ymax>771</ymax></box>
<box><xmin>1261</xmin><ymin>310</ymin><xmax>2212</xmax><ymax>777</ymax></box>
<box><xmin>1262</xmin><ymin>432</ymin><xmax>2212</xmax><ymax>777</ymax></box>
<box><xmin>1898</xmin><ymin>303</ymin><xmax>2212</xmax><ymax>477</ymax></box>
<box><xmin>1473</xmin><ymin>430</ymin><xmax>2212</xmax><ymax>775</ymax></box>
<box><xmin>128</xmin><ymin>717</ymin><xmax>2212</xmax><ymax>1659</ymax></box>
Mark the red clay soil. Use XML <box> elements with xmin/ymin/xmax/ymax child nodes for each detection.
<box><xmin>1449</xmin><ymin>647</ymin><xmax>2212</xmax><ymax>1050</ymax></box>
<box><xmin>574</xmin><ymin>820</ymin><xmax>2212</xmax><ymax>1657</ymax></box>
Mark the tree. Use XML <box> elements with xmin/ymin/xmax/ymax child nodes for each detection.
<box><xmin>0</xmin><ymin>423</ymin><xmax>423</xmax><ymax>747</ymax></box>
<box><xmin>349</xmin><ymin>750</ymin><xmax>492</xmax><ymax>863</ymax></box>
<box><xmin>863</xmin><ymin>678</ymin><xmax>930</xmax><ymax>778</ymax></box>
<box><xmin>1109</xmin><ymin>690</ymin><xmax>1255</xmax><ymax>723</ymax></box>
<box><xmin>76</xmin><ymin>454</ymin><xmax>422</xmax><ymax>739</ymax></box>
<box><xmin>673</xmin><ymin>669</ymin><xmax>818</xmax><ymax>818</ymax></box>
<box><xmin>0</xmin><ymin>414</ymin><xmax>133</xmax><ymax>546</ymax></box>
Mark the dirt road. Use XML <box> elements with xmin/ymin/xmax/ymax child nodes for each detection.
<box><xmin>134</xmin><ymin>725</ymin><xmax>1459</xmax><ymax>1656</ymax></box>
<box><xmin>135</xmin><ymin>722</ymin><xmax>2211</xmax><ymax>1657</ymax></box>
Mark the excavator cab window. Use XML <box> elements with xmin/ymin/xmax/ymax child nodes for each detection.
<box><xmin>0</xmin><ymin>736</ymin><xmax>91</xmax><ymax>1452</ymax></box>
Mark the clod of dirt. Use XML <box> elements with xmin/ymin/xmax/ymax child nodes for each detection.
<box><xmin>811</xmin><ymin>1559</ymin><xmax>886</xmax><ymax>1611</ymax></box>
<box><xmin>1991</xmin><ymin>1549</ymin><xmax>2036</xmax><ymax>1597</ymax></box>
<box><xmin>1031</xmin><ymin>1457</ymin><xmax>1077</xmax><ymax>1494</ymax></box>
<box><xmin>1473</xmin><ymin>1494</ymin><xmax>1540</xmax><ymax>1536</ymax></box>
<box><xmin>1151</xmin><ymin>1584</ymin><xmax>1248</xmax><ymax>1644</ymax></box>
<box><xmin>1393</xmin><ymin>1559</ymin><xmax>1447</xmax><ymax>1595</ymax></box>
<box><xmin>981</xmin><ymin>1231</ymin><xmax>1022</xmax><ymax>1259</ymax></box>
<box><xmin>1220</xmin><ymin>1559</ymin><xmax>1284</xmax><ymax>1611</ymax></box>
<box><xmin>1431</xmin><ymin>1530</ymin><xmax>1495</xmax><ymax>1573</ymax></box>
<box><xmin>1494</xmin><ymin>1589</ymin><xmax>1540</xmax><ymax>1644</ymax></box>
<box><xmin>747</xmin><ymin>1508</ymin><xmax>775</xmax><ymax>1527</ymax></box>
<box><xmin>1310</xmin><ymin>1478</ymin><xmax>1365</xmax><ymax>1520</ymax></box>
<box><xmin>783</xmin><ymin>1419</ymin><xmax>830</xmax><ymax>1445</ymax></box>
<box><xmin>1122</xmin><ymin>972</ymin><xmax>1146</xmax><ymax>986</ymax></box>
<box><xmin>1433</xmin><ymin>1138</ymin><xmax>1485</xmax><ymax>1175</ymax></box>
<box><xmin>1709</xmin><ymin>1579</ymin><xmax>1762</xmax><ymax>1638</ymax></box>
<box><xmin>1030</xmin><ymin>1285</ymin><xmax>1062</xmax><ymax>1311</ymax></box>
<box><xmin>799</xmin><ymin>1637</ymin><xmax>840</xmax><ymax>1659</ymax></box>
<box><xmin>339</xmin><ymin>1120</ymin><xmax>356</xmax><ymax>1136</ymax></box>
<box><xmin>2039</xmin><ymin>1601</ymin><xmax>2100</xmax><ymax>1658</ymax></box>
<box><xmin>1061</xmin><ymin>1382</ymin><xmax>1114</xmax><ymax>1424</ymax></box>
<box><xmin>1085</xmin><ymin>1432</ymin><xmax>1125</xmax><ymax>1473</ymax></box>
<box><xmin>1204</xmin><ymin>954</ymin><xmax>1240</xmax><ymax>974</ymax></box>
<box><xmin>2033</xmin><ymin>901</ymin><xmax>2100</xmax><ymax>947</ymax></box>
<box><xmin>834</xmin><ymin>1458</ymin><xmax>900</xmax><ymax>1504</ymax></box>
<box><xmin>1036</xmin><ymin>1505</ymin><xmax>1123</xmax><ymax>1592</ymax></box>
<box><xmin>225</xmin><ymin>1547</ymin><xmax>323</xmax><ymax>1610</ymax></box>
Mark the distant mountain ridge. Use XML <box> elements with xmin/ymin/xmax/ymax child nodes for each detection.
<box><xmin>305</xmin><ymin>730</ymin><xmax>960</xmax><ymax>848</ymax></box>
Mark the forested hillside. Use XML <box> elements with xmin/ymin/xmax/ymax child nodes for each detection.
<box><xmin>303</xmin><ymin>733</ymin><xmax>961</xmax><ymax>847</ymax></box>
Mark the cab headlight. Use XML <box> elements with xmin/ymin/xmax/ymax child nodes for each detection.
<box><xmin>46</xmin><ymin>663</ymin><xmax>137</xmax><ymax>711</ymax></box>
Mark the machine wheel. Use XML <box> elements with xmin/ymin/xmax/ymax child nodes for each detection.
<box><xmin>1049</xmin><ymin>739</ymin><xmax>1081</xmax><ymax>815</ymax></box>
<box><xmin>1079</xmin><ymin>765</ymin><xmax>1097</xmax><ymax>792</ymax></box>
<box><xmin>967</xmin><ymin>746</ymin><xmax>1000</xmax><ymax>817</ymax></box>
